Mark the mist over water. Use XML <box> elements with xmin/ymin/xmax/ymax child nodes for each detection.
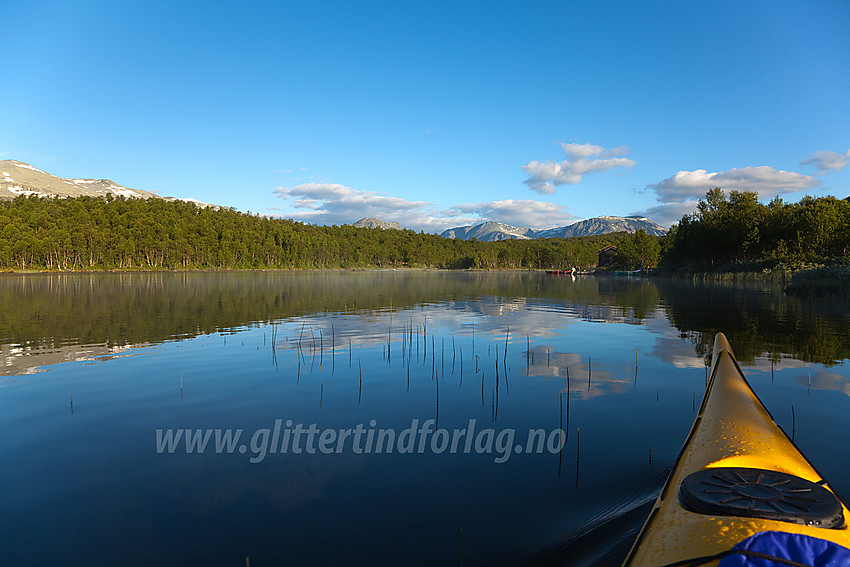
<box><xmin>2</xmin><ymin>271</ymin><xmax>849</xmax><ymax>566</ymax></box>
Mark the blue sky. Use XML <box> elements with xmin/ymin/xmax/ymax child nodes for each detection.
<box><xmin>2</xmin><ymin>0</ymin><xmax>848</xmax><ymax>231</ymax></box>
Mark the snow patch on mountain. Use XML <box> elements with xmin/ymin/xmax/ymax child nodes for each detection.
<box><xmin>441</xmin><ymin>216</ymin><xmax>667</xmax><ymax>241</ymax></box>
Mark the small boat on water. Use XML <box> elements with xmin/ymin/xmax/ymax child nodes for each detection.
<box><xmin>545</xmin><ymin>269</ymin><xmax>575</xmax><ymax>275</ymax></box>
<box><xmin>611</xmin><ymin>269</ymin><xmax>642</xmax><ymax>276</ymax></box>
<box><xmin>624</xmin><ymin>332</ymin><xmax>850</xmax><ymax>566</ymax></box>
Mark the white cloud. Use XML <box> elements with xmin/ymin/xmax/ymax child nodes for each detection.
<box><xmin>522</xmin><ymin>142</ymin><xmax>636</xmax><ymax>193</ymax></box>
<box><xmin>801</xmin><ymin>149</ymin><xmax>850</xmax><ymax>175</ymax></box>
<box><xmin>273</xmin><ymin>183</ymin><xmax>575</xmax><ymax>233</ymax></box>
<box><xmin>633</xmin><ymin>200</ymin><xmax>701</xmax><ymax>228</ymax></box>
<box><xmin>649</xmin><ymin>166</ymin><xmax>820</xmax><ymax>203</ymax></box>
<box><xmin>632</xmin><ymin>164</ymin><xmax>824</xmax><ymax>227</ymax></box>
<box><xmin>274</xmin><ymin>183</ymin><xmax>433</xmax><ymax>225</ymax></box>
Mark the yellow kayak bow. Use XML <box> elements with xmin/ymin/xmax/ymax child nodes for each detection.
<box><xmin>623</xmin><ymin>332</ymin><xmax>850</xmax><ymax>566</ymax></box>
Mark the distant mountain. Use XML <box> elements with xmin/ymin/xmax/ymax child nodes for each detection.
<box><xmin>441</xmin><ymin>221</ymin><xmax>534</xmax><ymax>241</ymax></box>
<box><xmin>0</xmin><ymin>160</ymin><xmax>215</xmax><ymax>207</ymax></box>
<box><xmin>535</xmin><ymin>216</ymin><xmax>667</xmax><ymax>238</ymax></box>
<box><xmin>353</xmin><ymin>217</ymin><xmax>403</xmax><ymax>230</ymax></box>
<box><xmin>0</xmin><ymin>160</ymin><xmax>158</xmax><ymax>200</ymax></box>
<box><xmin>441</xmin><ymin>216</ymin><xmax>667</xmax><ymax>242</ymax></box>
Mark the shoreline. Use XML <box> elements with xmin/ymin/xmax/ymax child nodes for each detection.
<box><xmin>2</xmin><ymin>265</ymin><xmax>847</xmax><ymax>291</ymax></box>
<box><xmin>0</xmin><ymin>266</ymin><xmax>553</xmax><ymax>275</ymax></box>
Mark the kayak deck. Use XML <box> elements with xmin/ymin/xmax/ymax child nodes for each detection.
<box><xmin>623</xmin><ymin>333</ymin><xmax>850</xmax><ymax>566</ymax></box>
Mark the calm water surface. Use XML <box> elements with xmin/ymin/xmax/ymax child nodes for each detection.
<box><xmin>2</xmin><ymin>271</ymin><xmax>849</xmax><ymax>566</ymax></box>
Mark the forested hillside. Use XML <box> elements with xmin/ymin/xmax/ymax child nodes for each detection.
<box><xmin>0</xmin><ymin>195</ymin><xmax>620</xmax><ymax>271</ymax></box>
<box><xmin>660</xmin><ymin>189</ymin><xmax>850</xmax><ymax>271</ymax></box>
<box><xmin>4</xmin><ymin>190</ymin><xmax>845</xmax><ymax>274</ymax></box>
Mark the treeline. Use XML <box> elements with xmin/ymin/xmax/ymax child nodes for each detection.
<box><xmin>660</xmin><ymin>188</ymin><xmax>850</xmax><ymax>271</ymax></box>
<box><xmin>0</xmin><ymin>195</ymin><xmax>620</xmax><ymax>271</ymax></box>
<box><xmin>5</xmin><ymin>190</ymin><xmax>845</xmax><ymax>274</ymax></box>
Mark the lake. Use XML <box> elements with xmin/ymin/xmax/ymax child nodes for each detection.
<box><xmin>2</xmin><ymin>271</ymin><xmax>849</xmax><ymax>566</ymax></box>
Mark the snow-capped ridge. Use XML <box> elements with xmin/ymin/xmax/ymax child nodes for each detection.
<box><xmin>353</xmin><ymin>218</ymin><xmax>403</xmax><ymax>230</ymax></box>
<box><xmin>441</xmin><ymin>216</ymin><xmax>667</xmax><ymax>241</ymax></box>
<box><xmin>442</xmin><ymin>221</ymin><xmax>534</xmax><ymax>241</ymax></box>
<box><xmin>0</xmin><ymin>160</ymin><xmax>215</xmax><ymax>207</ymax></box>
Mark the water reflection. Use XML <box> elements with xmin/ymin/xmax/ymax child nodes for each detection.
<box><xmin>646</xmin><ymin>320</ymin><xmax>706</xmax><ymax>369</ymax></box>
<box><xmin>796</xmin><ymin>370</ymin><xmax>850</xmax><ymax>396</ymax></box>
<box><xmin>656</xmin><ymin>279</ymin><xmax>850</xmax><ymax>365</ymax></box>
<box><xmin>525</xmin><ymin>346</ymin><xmax>634</xmax><ymax>399</ymax></box>
<box><xmin>1</xmin><ymin>341</ymin><xmax>150</xmax><ymax>377</ymax></box>
<box><xmin>3</xmin><ymin>272</ymin><xmax>850</xmax><ymax>376</ymax></box>
<box><xmin>2</xmin><ymin>272</ymin><xmax>850</xmax><ymax>567</ymax></box>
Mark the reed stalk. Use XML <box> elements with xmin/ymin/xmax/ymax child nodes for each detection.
<box><xmin>558</xmin><ymin>391</ymin><xmax>564</xmax><ymax>477</ymax></box>
<box><xmin>431</xmin><ymin>336</ymin><xmax>435</xmax><ymax>379</ymax></box>
<box><xmin>565</xmin><ymin>366</ymin><xmax>570</xmax><ymax>442</ymax></box>
<box><xmin>576</xmin><ymin>426</ymin><xmax>580</xmax><ymax>463</ymax></box>
<box><xmin>791</xmin><ymin>404</ymin><xmax>796</xmax><ymax>441</ymax></box>
<box><xmin>481</xmin><ymin>369</ymin><xmax>485</xmax><ymax>407</ymax></box>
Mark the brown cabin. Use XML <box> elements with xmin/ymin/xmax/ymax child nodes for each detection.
<box><xmin>597</xmin><ymin>245</ymin><xmax>618</xmax><ymax>268</ymax></box>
